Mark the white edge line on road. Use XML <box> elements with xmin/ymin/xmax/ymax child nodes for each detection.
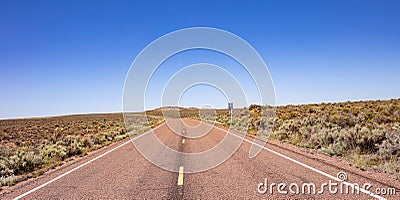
<box><xmin>177</xmin><ymin>166</ymin><xmax>184</xmax><ymax>186</ymax></box>
<box><xmin>212</xmin><ymin>125</ymin><xmax>386</xmax><ymax>200</ymax></box>
<box><xmin>14</xmin><ymin>123</ymin><xmax>164</xmax><ymax>200</ymax></box>
<box><xmin>13</xmin><ymin>140</ymin><xmax>131</xmax><ymax>200</ymax></box>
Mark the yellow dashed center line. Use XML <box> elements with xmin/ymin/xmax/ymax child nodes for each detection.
<box><xmin>177</xmin><ymin>166</ymin><xmax>184</xmax><ymax>186</ymax></box>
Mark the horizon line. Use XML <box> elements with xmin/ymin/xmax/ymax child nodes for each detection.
<box><xmin>1</xmin><ymin>97</ymin><xmax>399</xmax><ymax>120</ymax></box>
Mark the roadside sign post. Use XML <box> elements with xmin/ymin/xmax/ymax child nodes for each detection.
<box><xmin>228</xmin><ymin>102</ymin><xmax>233</xmax><ymax>115</ymax></box>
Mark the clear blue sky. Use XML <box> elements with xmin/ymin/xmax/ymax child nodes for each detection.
<box><xmin>1</xmin><ymin>0</ymin><xmax>399</xmax><ymax>119</ymax></box>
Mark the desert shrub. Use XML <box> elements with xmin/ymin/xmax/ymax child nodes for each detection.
<box><xmin>384</xmin><ymin>157</ymin><xmax>400</xmax><ymax>179</ymax></box>
<box><xmin>230</xmin><ymin>116</ymin><xmax>249</xmax><ymax>132</ymax></box>
<box><xmin>0</xmin><ymin>175</ymin><xmax>17</xmax><ymax>186</ymax></box>
<box><xmin>0</xmin><ymin>158</ymin><xmax>13</xmax><ymax>177</ymax></box>
<box><xmin>40</xmin><ymin>144</ymin><xmax>67</xmax><ymax>161</ymax></box>
<box><xmin>377</xmin><ymin>131</ymin><xmax>400</xmax><ymax>160</ymax></box>
<box><xmin>0</xmin><ymin>149</ymin><xmax>43</xmax><ymax>179</ymax></box>
<box><xmin>65</xmin><ymin>138</ymin><xmax>83</xmax><ymax>157</ymax></box>
<box><xmin>352</xmin><ymin>153</ymin><xmax>380</xmax><ymax>171</ymax></box>
<box><xmin>20</xmin><ymin>151</ymin><xmax>43</xmax><ymax>172</ymax></box>
<box><xmin>309</xmin><ymin>127</ymin><xmax>337</xmax><ymax>148</ymax></box>
<box><xmin>82</xmin><ymin>136</ymin><xmax>93</xmax><ymax>148</ymax></box>
<box><xmin>319</xmin><ymin>142</ymin><xmax>346</xmax><ymax>156</ymax></box>
<box><xmin>114</xmin><ymin>133</ymin><xmax>129</xmax><ymax>141</ymax></box>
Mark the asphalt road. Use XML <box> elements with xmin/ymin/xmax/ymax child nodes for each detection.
<box><xmin>1</xmin><ymin>118</ymin><xmax>399</xmax><ymax>199</ymax></box>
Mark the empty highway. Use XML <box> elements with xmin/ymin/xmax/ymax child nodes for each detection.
<box><xmin>1</xmin><ymin>119</ymin><xmax>399</xmax><ymax>199</ymax></box>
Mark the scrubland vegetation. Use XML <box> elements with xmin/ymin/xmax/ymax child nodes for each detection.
<box><xmin>1</xmin><ymin>99</ymin><xmax>399</xmax><ymax>189</ymax></box>
<box><xmin>272</xmin><ymin>99</ymin><xmax>400</xmax><ymax>178</ymax></box>
<box><xmin>0</xmin><ymin>113</ymin><xmax>163</xmax><ymax>189</ymax></box>
<box><xmin>208</xmin><ymin>99</ymin><xmax>400</xmax><ymax>179</ymax></box>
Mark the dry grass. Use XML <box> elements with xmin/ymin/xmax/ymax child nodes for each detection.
<box><xmin>0</xmin><ymin>113</ymin><xmax>163</xmax><ymax>188</ymax></box>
